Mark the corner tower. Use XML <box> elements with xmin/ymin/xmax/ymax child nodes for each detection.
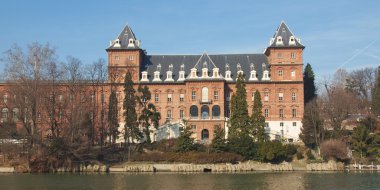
<box><xmin>106</xmin><ymin>25</ymin><xmax>143</xmax><ymax>83</ymax></box>
<box><xmin>264</xmin><ymin>21</ymin><xmax>304</xmax><ymax>82</ymax></box>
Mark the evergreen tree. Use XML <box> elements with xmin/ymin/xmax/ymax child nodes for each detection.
<box><xmin>372</xmin><ymin>68</ymin><xmax>380</xmax><ymax>116</ymax></box>
<box><xmin>123</xmin><ymin>72</ymin><xmax>141</xmax><ymax>145</ymax></box>
<box><xmin>251</xmin><ymin>90</ymin><xmax>267</xmax><ymax>142</ymax></box>
<box><xmin>176</xmin><ymin>126</ymin><xmax>196</xmax><ymax>152</ymax></box>
<box><xmin>137</xmin><ymin>85</ymin><xmax>161</xmax><ymax>143</ymax></box>
<box><xmin>229</xmin><ymin>73</ymin><xmax>249</xmax><ymax>137</ymax></box>
<box><xmin>304</xmin><ymin>63</ymin><xmax>317</xmax><ymax>104</ymax></box>
<box><xmin>299</xmin><ymin>100</ymin><xmax>323</xmax><ymax>148</ymax></box>
<box><xmin>108</xmin><ymin>90</ymin><xmax>119</xmax><ymax>144</ymax></box>
<box><xmin>351</xmin><ymin>125</ymin><xmax>370</xmax><ymax>158</ymax></box>
<box><xmin>211</xmin><ymin>125</ymin><xmax>227</xmax><ymax>152</ymax></box>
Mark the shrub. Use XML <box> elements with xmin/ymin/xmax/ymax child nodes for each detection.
<box><xmin>320</xmin><ymin>139</ymin><xmax>349</xmax><ymax>162</ymax></box>
<box><xmin>130</xmin><ymin>151</ymin><xmax>244</xmax><ymax>164</ymax></box>
<box><xmin>306</xmin><ymin>149</ymin><xmax>315</xmax><ymax>160</ymax></box>
<box><xmin>296</xmin><ymin>152</ymin><xmax>304</xmax><ymax>160</ymax></box>
<box><xmin>227</xmin><ymin>134</ymin><xmax>258</xmax><ymax>160</ymax></box>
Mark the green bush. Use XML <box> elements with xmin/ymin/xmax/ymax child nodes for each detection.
<box><xmin>227</xmin><ymin>134</ymin><xmax>258</xmax><ymax>160</ymax></box>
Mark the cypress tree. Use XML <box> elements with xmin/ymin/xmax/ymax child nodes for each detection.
<box><xmin>108</xmin><ymin>90</ymin><xmax>119</xmax><ymax>144</ymax></box>
<box><xmin>251</xmin><ymin>90</ymin><xmax>267</xmax><ymax>142</ymax></box>
<box><xmin>303</xmin><ymin>63</ymin><xmax>317</xmax><ymax>104</ymax></box>
<box><xmin>372</xmin><ymin>67</ymin><xmax>380</xmax><ymax>116</ymax></box>
<box><xmin>229</xmin><ymin>73</ymin><xmax>249</xmax><ymax>137</ymax></box>
<box><xmin>123</xmin><ymin>72</ymin><xmax>141</xmax><ymax>145</ymax></box>
<box><xmin>137</xmin><ymin>85</ymin><xmax>161</xmax><ymax>143</ymax></box>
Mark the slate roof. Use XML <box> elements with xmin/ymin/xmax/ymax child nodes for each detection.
<box><xmin>268</xmin><ymin>21</ymin><xmax>304</xmax><ymax>48</ymax></box>
<box><xmin>107</xmin><ymin>25</ymin><xmax>141</xmax><ymax>50</ymax></box>
<box><xmin>142</xmin><ymin>53</ymin><xmax>269</xmax><ymax>83</ymax></box>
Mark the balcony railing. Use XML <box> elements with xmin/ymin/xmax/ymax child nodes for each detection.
<box><xmin>199</xmin><ymin>99</ymin><xmax>212</xmax><ymax>104</ymax></box>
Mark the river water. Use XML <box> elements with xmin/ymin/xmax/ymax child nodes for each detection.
<box><xmin>0</xmin><ymin>172</ymin><xmax>379</xmax><ymax>190</ymax></box>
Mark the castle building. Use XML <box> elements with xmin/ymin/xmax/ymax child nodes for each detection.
<box><xmin>106</xmin><ymin>21</ymin><xmax>305</xmax><ymax>142</ymax></box>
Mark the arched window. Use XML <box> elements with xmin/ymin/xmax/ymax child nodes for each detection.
<box><xmin>212</xmin><ymin>105</ymin><xmax>220</xmax><ymax>119</ymax></box>
<box><xmin>12</xmin><ymin>108</ymin><xmax>19</xmax><ymax>122</ymax></box>
<box><xmin>201</xmin><ymin>105</ymin><xmax>209</xmax><ymax>119</ymax></box>
<box><xmin>202</xmin><ymin>87</ymin><xmax>208</xmax><ymax>102</ymax></box>
<box><xmin>2</xmin><ymin>108</ymin><xmax>9</xmax><ymax>120</ymax></box>
<box><xmin>190</xmin><ymin>105</ymin><xmax>198</xmax><ymax>119</ymax></box>
<box><xmin>201</xmin><ymin>129</ymin><xmax>209</xmax><ymax>140</ymax></box>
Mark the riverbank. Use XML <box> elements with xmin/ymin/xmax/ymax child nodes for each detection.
<box><xmin>1</xmin><ymin>160</ymin><xmax>348</xmax><ymax>173</ymax></box>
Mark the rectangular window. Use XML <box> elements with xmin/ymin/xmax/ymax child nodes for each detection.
<box><xmin>167</xmin><ymin>94</ymin><xmax>172</xmax><ymax>103</ymax></box>
<box><xmin>278</xmin><ymin>70</ymin><xmax>283</xmax><ymax>77</ymax></box>
<box><xmin>265</xmin><ymin>122</ymin><xmax>269</xmax><ymax>128</ymax></box>
<box><xmin>226</xmin><ymin>92</ymin><xmax>231</xmax><ymax>101</ymax></box>
<box><xmin>180</xmin><ymin>94</ymin><xmax>184</xmax><ymax>102</ymax></box>
<box><xmin>293</xmin><ymin>122</ymin><xmax>297</xmax><ymax>126</ymax></box>
<box><xmin>277</xmin><ymin>53</ymin><xmax>283</xmax><ymax>58</ymax></box>
<box><xmin>291</xmin><ymin>52</ymin><xmax>296</xmax><ymax>59</ymax></box>
<box><xmin>264</xmin><ymin>92</ymin><xmax>269</xmax><ymax>101</ymax></box>
<box><xmin>252</xmin><ymin>92</ymin><xmax>255</xmax><ymax>101</ymax></box>
<box><xmin>3</xmin><ymin>94</ymin><xmax>8</xmax><ymax>103</ymax></box>
<box><xmin>291</xmin><ymin>70</ymin><xmax>296</xmax><ymax>77</ymax></box>
<box><xmin>280</xmin><ymin>122</ymin><xmax>284</xmax><ymax>127</ymax></box>
<box><xmin>292</xmin><ymin>92</ymin><xmax>296</xmax><ymax>101</ymax></box>
<box><xmin>292</xmin><ymin>109</ymin><xmax>297</xmax><ymax>118</ymax></box>
<box><xmin>128</xmin><ymin>55</ymin><xmax>134</xmax><ymax>61</ymax></box>
<box><xmin>114</xmin><ymin>55</ymin><xmax>120</xmax><ymax>60</ymax></box>
<box><xmin>180</xmin><ymin>109</ymin><xmax>184</xmax><ymax>119</ymax></box>
<box><xmin>279</xmin><ymin>93</ymin><xmax>284</xmax><ymax>101</ymax></box>
<box><xmin>214</xmin><ymin>91</ymin><xmax>219</xmax><ymax>100</ymax></box>
<box><xmin>192</xmin><ymin>91</ymin><xmax>196</xmax><ymax>100</ymax></box>
<box><xmin>167</xmin><ymin>110</ymin><xmax>172</xmax><ymax>118</ymax></box>
<box><xmin>58</xmin><ymin>95</ymin><xmax>63</xmax><ymax>102</ymax></box>
<box><xmin>279</xmin><ymin>109</ymin><xmax>284</xmax><ymax>118</ymax></box>
<box><xmin>155</xmin><ymin>94</ymin><xmax>159</xmax><ymax>102</ymax></box>
<box><xmin>264</xmin><ymin>109</ymin><xmax>269</xmax><ymax>118</ymax></box>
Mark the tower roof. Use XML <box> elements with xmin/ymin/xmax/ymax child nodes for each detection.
<box><xmin>107</xmin><ymin>25</ymin><xmax>141</xmax><ymax>50</ymax></box>
<box><xmin>268</xmin><ymin>21</ymin><xmax>304</xmax><ymax>48</ymax></box>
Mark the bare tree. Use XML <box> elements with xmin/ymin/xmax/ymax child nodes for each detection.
<box><xmin>3</xmin><ymin>43</ymin><xmax>57</xmax><ymax>149</ymax></box>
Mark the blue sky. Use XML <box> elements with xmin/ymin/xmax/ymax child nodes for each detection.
<box><xmin>0</xmin><ymin>0</ymin><xmax>379</xmax><ymax>81</ymax></box>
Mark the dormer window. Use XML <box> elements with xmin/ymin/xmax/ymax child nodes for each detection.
<box><xmin>141</xmin><ymin>71</ymin><xmax>148</xmax><ymax>82</ymax></box>
<box><xmin>249</xmin><ymin>63</ymin><xmax>257</xmax><ymax>81</ymax></box>
<box><xmin>276</xmin><ymin>36</ymin><xmax>284</xmax><ymax>46</ymax></box>
<box><xmin>237</xmin><ymin>63</ymin><xmax>241</xmax><ymax>71</ymax></box>
<box><xmin>212</xmin><ymin>68</ymin><xmax>219</xmax><ymax>78</ymax></box>
<box><xmin>190</xmin><ymin>68</ymin><xmax>197</xmax><ymax>78</ymax></box>
<box><xmin>289</xmin><ymin>36</ymin><xmax>296</xmax><ymax>46</ymax></box>
<box><xmin>262</xmin><ymin>70</ymin><xmax>270</xmax><ymax>81</ymax></box>
<box><xmin>114</xmin><ymin>39</ymin><xmax>121</xmax><ymax>48</ymax></box>
<box><xmin>178</xmin><ymin>64</ymin><xmax>185</xmax><ymax>81</ymax></box>
<box><xmin>165</xmin><ymin>65</ymin><xmax>174</xmax><ymax>82</ymax></box>
<box><xmin>127</xmin><ymin>39</ymin><xmax>135</xmax><ymax>48</ymax></box>
<box><xmin>202</xmin><ymin>67</ymin><xmax>208</xmax><ymax>78</ymax></box>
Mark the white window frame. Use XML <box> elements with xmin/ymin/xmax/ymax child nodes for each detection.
<box><xmin>167</xmin><ymin>94</ymin><xmax>172</xmax><ymax>103</ymax></box>
<box><xmin>279</xmin><ymin>93</ymin><xmax>284</xmax><ymax>101</ymax></box>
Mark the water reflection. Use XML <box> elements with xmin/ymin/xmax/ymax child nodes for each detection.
<box><xmin>1</xmin><ymin>172</ymin><xmax>380</xmax><ymax>190</ymax></box>
<box><xmin>111</xmin><ymin>172</ymin><xmax>307</xmax><ymax>190</ymax></box>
